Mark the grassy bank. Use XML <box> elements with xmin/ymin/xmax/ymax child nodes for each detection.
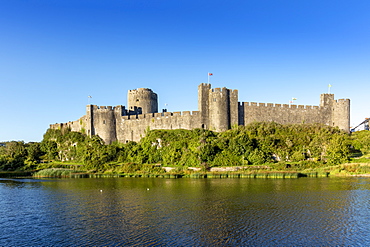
<box><xmin>32</xmin><ymin>168</ymin><xmax>323</xmax><ymax>179</ymax></box>
<box><xmin>6</xmin><ymin>154</ymin><xmax>370</xmax><ymax>179</ymax></box>
<box><xmin>30</xmin><ymin>162</ymin><xmax>370</xmax><ymax>179</ymax></box>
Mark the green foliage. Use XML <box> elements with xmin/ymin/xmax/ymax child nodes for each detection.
<box><xmin>211</xmin><ymin>150</ymin><xmax>245</xmax><ymax>166</ymax></box>
<box><xmin>351</xmin><ymin>130</ymin><xmax>370</xmax><ymax>155</ymax></box>
<box><xmin>0</xmin><ymin>141</ymin><xmax>44</xmax><ymax>171</ymax></box>
<box><xmin>291</xmin><ymin>151</ymin><xmax>306</xmax><ymax>162</ymax></box>
<box><xmin>326</xmin><ymin>135</ymin><xmax>351</xmax><ymax>165</ymax></box>
<box><xmin>1</xmin><ymin>122</ymin><xmax>359</xmax><ymax>173</ymax></box>
<box><xmin>42</xmin><ymin>128</ymin><xmax>86</xmax><ymax>162</ymax></box>
<box><xmin>33</xmin><ymin>168</ymin><xmax>73</xmax><ymax>177</ymax></box>
<box><xmin>248</xmin><ymin>149</ymin><xmax>267</xmax><ymax>165</ymax></box>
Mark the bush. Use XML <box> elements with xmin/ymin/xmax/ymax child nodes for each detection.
<box><xmin>33</xmin><ymin>168</ymin><xmax>73</xmax><ymax>177</ymax></box>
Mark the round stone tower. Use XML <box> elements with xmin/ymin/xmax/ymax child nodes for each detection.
<box><xmin>208</xmin><ymin>87</ymin><xmax>230</xmax><ymax>132</ymax></box>
<box><xmin>333</xmin><ymin>99</ymin><xmax>350</xmax><ymax>133</ymax></box>
<box><xmin>127</xmin><ymin>88</ymin><xmax>158</xmax><ymax>114</ymax></box>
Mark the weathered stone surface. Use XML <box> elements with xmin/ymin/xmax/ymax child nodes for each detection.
<box><xmin>162</xmin><ymin>167</ymin><xmax>176</xmax><ymax>172</ymax></box>
<box><xmin>209</xmin><ymin>166</ymin><xmax>244</xmax><ymax>172</ymax></box>
<box><xmin>50</xmin><ymin>84</ymin><xmax>350</xmax><ymax>144</ymax></box>
<box><xmin>127</xmin><ymin>88</ymin><xmax>158</xmax><ymax>114</ymax></box>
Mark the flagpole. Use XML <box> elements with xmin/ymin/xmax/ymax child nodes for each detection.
<box><xmin>289</xmin><ymin>97</ymin><xmax>296</xmax><ymax>107</ymax></box>
<box><xmin>328</xmin><ymin>84</ymin><xmax>331</xmax><ymax>94</ymax></box>
<box><xmin>208</xmin><ymin>72</ymin><xmax>213</xmax><ymax>84</ymax></box>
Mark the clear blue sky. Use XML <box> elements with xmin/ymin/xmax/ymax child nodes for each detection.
<box><xmin>1</xmin><ymin>0</ymin><xmax>370</xmax><ymax>142</ymax></box>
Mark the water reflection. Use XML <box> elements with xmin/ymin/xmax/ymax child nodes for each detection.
<box><xmin>0</xmin><ymin>177</ymin><xmax>370</xmax><ymax>246</ymax></box>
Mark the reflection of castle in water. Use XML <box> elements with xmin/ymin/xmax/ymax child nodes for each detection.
<box><xmin>50</xmin><ymin>83</ymin><xmax>350</xmax><ymax>144</ymax></box>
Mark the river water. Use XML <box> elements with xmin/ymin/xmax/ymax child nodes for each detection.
<box><xmin>1</xmin><ymin>177</ymin><xmax>370</xmax><ymax>246</ymax></box>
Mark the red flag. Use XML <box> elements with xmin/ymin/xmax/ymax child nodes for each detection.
<box><xmin>208</xmin><ymin>73</ymin><xmax>213</xmax><ymax>76</ymax></box>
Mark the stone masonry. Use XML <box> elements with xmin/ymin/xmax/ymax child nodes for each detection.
<box><xmin>50</xmin><ymin>83</ymin><xmax>350</xmax><ymax>144</ymax></box>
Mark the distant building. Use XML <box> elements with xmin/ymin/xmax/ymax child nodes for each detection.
<box><xmin>50</xmin><ymin>83</ymin><xmax>350</xmax><ymax>144</ymax></box>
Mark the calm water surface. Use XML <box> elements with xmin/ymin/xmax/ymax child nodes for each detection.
<box><xmin>1</xmin><ymin>177</ymin><xmax>370</xmax><ymax>246</ymax></box>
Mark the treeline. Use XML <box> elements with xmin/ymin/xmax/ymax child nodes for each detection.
<box><xmin>0</xmin><ymin>141</ymin><xmax>42</xmax><ymax>171</ymax></box>
<box><xmin>1</xmin><ymin>122</ymin><xmax>370</xmax><ymax>172</ymax></box>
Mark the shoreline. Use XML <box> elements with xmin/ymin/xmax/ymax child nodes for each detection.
<box><xmin>3</xmin><ymin>165</ymin><xmax>370</xmax><ymax>179</ymax></box>
<box><xmin>0</xmin><ymin>170</ymin><xmax>333</xmax><ymax>179</ymax></box>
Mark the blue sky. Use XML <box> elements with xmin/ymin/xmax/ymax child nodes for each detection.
<box><xmin>1</xmin><ymin>0</ymin><xmax>370</xmax><ymax>142</ymax></box>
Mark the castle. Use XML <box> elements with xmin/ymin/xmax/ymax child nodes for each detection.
<box><xmin>50</xmin><ymin>83</ymin><xmax>350</xmax><ymax>144</ymax></box>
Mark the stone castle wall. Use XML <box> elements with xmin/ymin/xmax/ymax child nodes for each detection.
<box><xmin>239</xmin><ymin>95</ymin><xmax>350</xmax><ymax>129</ymax></box>
<box><xmin>51</xmin><ymin>109</ymin><xmax>202</xmax><ymax>143</ymax></box>
<box><xmin>51</xmin><ymin>118</ymin><xmax>84</xmax><ymax>133</ymax></box>
<box><xmin>115</xmin><ymin>111</ymin><xmax>202</xmax><ymax>143</ymax></box>
<box><xmin>241</xmin><ymin>102</ymin><xmax>324</xmax><ymax>125</ymax></box>
<box><xmin>50</xmin><ymin>83</ymin><xmax>350</xmax><ymax>144</ymax></box>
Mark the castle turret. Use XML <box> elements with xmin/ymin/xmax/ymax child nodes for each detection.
<box><xmin>320</xmin><ymin>94</ymin><xmax>334</xmax><ymax>108</ymax></box>
<box><xmin>198</xmin><ymin>83</ymin><xmax>211</xmax><ymax>128</ymax></box>
<box><xmin>86</xmin><ymin>105</ymin><xmax>117</xmax><ymax>144</ymax></box>
<box><xmin>333</xmin><ymin>99</ymin><xmax>350</xmax><ymax>132</ymax></box>
<box><xmin>320</xmin><ymin>93</ymin><xmax>350</xmax><ymax>132</ymax></box>
<box><xmin>200</xmin><ymin>84</ymin><xmax>238</xmax><ymax>132</ymax></box>
<box><xmin>229</xmin><ymin>89</ymin><xmax>239</xmax><ymax>127</ymax></box>
<box><xmin>128</xmin><ymin>88</ymin><xmax>158</xmax><ymax>114</ymax></box>
<box><xmin>320</xmin><ymin>94</ymin><xmax>335</xmax><ymax>126</ymax></box>
<box><xmin>86</xmin><ymin>105</ymin><xmax>95</xmax><ymax>137</ymax></box>
<box><xmin>209</xmin><ymin>88</ymin><xmax>229</xmax><ymax>131</ymax></box>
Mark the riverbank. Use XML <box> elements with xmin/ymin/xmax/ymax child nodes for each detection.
<box><xmin>3</xmin><ymin>162</ymin><xmax>370</xmax><ymax>179</ymax></box>
<box><xmin>21</xmin><ymin>166</ymin><xmax>369</xmax><ymax>179</ymax></box>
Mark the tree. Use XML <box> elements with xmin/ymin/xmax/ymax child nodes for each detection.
<box><xmin>40</xmin><ymin>140</ymin><xmax>58</xmax><ymax>161</ymax></box>
<box><xmin>351</xmin><ymin>130</ymin><xmax>370</xmax><ymax>155</ymax></box>
<box><xmin>326</xmin><ymin>135</ymin><xmax>350</xmax><ymax>165</ymax></box>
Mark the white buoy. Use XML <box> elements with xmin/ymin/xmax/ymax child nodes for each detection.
<box><xmin>147</xmin><ymin>188</ymin><xmax>149</xmax><ymax>190</ymax></box>
<box><xmin>100</xmin><ymin>190</ymin><xmax>102</xmax><ymax>192</ymax></box>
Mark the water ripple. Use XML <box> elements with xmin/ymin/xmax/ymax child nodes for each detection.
<box><xmin>1</xmin><ymin>177</ymin><xmax>370</xmax><ymax>246</ymax></box>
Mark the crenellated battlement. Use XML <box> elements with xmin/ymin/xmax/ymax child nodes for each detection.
<box><xmin>200</xmin><ymin>83</ymin><xmax>210</xmax><ymax>87</ymax></box>
<box><xmin>241</xmin><ymin>102</ymin><xmax>320</xmax><ymax>109</ymax></box>
<box><xmin>121</xmin><ymin>111</ymin><xmax>201</xmax><ymax>121</ymax></box>
<box><xmin>51</xmin><ymin>82</ymin><xmax>350</xmax><ymax>144</ymax></box>
<box><xmin>336</xmin><ymin>98</ymin><xmax>350</xmax><ymax>104</ymax></box>
<box><xmin>50</xmin><ymin>117</ymin><xmax>84</xmax><ymax>133</ymax></box>
<box><xmin>210</xmin><ymin>87</ymin><xmax>231</xmax><ymax>94</ymax></box>
<box><xmin>211</xmin><ymin>88</ymin><xmax>221</xmax><ymax>93</ymax></box>
<box><xmin>128</xmin><ymin>88</ymin><xmax>152</xmax><ymax>92</ymax></box>
<box><xmin>128</xmin><ymin>87</ymin><xmax>158</xmax><ymax>114</ymax></box>
<box><xmin>90</xmin><ymin>105</ymin><xmax>125</xmax><ymax>111</ymax></box>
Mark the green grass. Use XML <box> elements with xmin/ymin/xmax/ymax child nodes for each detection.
<box><xmin>31</xmin><ymin>157</ymin><xmax>370</xmax><ymax>179</ymax></box>
<box><xmin>33</xmin><ymin>168</ymin><xmax>74</xmax><ymax>178</ymax></box>
<box><xmin>350</xmin><ymin>157</ymin><xmax>370</xmax><ymax>163</ymax></box>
